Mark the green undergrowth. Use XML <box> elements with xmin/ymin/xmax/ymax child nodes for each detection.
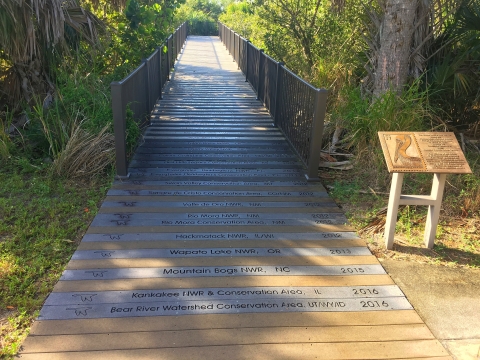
<box><xmin>0</xmin><ymin>162</ymin><xmax>112</xmax><ymax>356</ymax></box>
<box><xmin>325</xmin><ymin>152</ymin><xmax>480</xmax><ymax>268</ymax></box>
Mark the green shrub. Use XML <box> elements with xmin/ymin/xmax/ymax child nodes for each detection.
<box><xmin>333</xmin><ymin>81</ymin><xmax>432</xmax><ymax>152</ymax></box>
<box><xmin>188</xmin><ymin>15</ymin><xmax>218</xmax><ymax>35</ymax></box>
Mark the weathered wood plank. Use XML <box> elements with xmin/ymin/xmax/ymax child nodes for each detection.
<box><xmin>19</xmin><ymin>340</ymin><xmax>450</xmax><ymax>359</ymax></box>
<box><xmin>22</xmin><ymin>325</ymin><xmax>436</xmax><ymax>352</ymax></box>
<box><xmin>27</xmin><ymin>311</ymin><xmax>424</xmax><ymax>335</ymax></box>
<box><xmin>52</xmin><ymin>275</ymin><xmax>396</xmax><ymax>292</ymax></box>
<box><xmin>65</xmin><ymin>255</ymin><xmax>379</xmax><ymax>269</ymax></box>
<box><xmin>76</xmin><ymin>239</ymin><xmax>367</xmax><ymax>250</ymax></box>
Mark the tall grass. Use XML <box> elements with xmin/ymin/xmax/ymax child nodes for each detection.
<box><xmin>28</xmin><ymin>71</ymin><xmax>116</xmax><ymax>180</ymax></box>
<box><xmin>332</xmin><ymin>80</ymin><xmax>434</xmax><ymax>152</ymax></box>
<box><xmin>53</xmin><ymin>123</ymin><xmax>115</xmax><ymax>180</ymax></box>
<box><xmin>0</xmin><ymin>111</ymin><xmax>14</xmax><ymax>161</ymax></box>
<box><xmin>33</xmin><ymin>101</ymin><xmax>73</xmax><ymax>160</ymax></box>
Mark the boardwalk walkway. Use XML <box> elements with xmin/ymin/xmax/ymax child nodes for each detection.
<box><xmin>20</xmin><ymin>36</ymin><xmax>450</xmax><ymax>359</ymax></box>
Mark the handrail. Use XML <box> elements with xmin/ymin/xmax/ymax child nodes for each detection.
<box><xmin>218</xmin><ymin>22</ymin><xmax>328</xmax><ymax>181</ymax></box>
<box><xmin>111</xmin><ymin>22</ymin><xmax>188</xmax><ymax>178</ymax></box>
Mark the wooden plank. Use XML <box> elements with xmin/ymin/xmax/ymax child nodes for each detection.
<box><xmin>52</xmin><ymin>275</ymin><xmax>396</xmax><ymax>292</ymax></box>
<box><xmin>85</xmin><ymin>225</ymin><xmax>354</xmax><ymax>234</ymax></box>
<box><xmin>76</xmin><ymin>239</ymin><xmax>367</xmax><ymax>250</ymax></box>
<box><xmin>98</xmin><ymin>207</ymin><xmax>345</xmax><ymax>214</ymax></box>
<box><xmin>65</xmin><ymin>256</ymin><xmax>379</xmax><ymax>269</ymax></box>
<box><xmin>28</xmin><ymin>310</ymin><xmax>425</xmax><ymax>335</ymax></box>
<box><xmin>103</xmin><ymin>195</ymin><xmax>336</xmax><ymax>202</ymax></box>
<box><xmin>22</xmin><ymin>325</ymin><xmax>435</xmax><ymax>352</ymax></box>
<box><xmin>80</xmin><ymin>232</ymin><xmax>359</xmax><ymax>243</ymax></box>
<box><xmin>18</xmin><ymin>340</ymin><xmax>449</xmax><ymax>359</ymax></box>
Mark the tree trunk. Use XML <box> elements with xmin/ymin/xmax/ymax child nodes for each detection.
<box><xmin>14</xmin><ymin>59</ymin><xmax>53</xmax><ymax>106</ymax></box>
<box><xmin>373</xmin><ymin>0</ymin><xmax>418</xmax><ymax>97</ymax></box>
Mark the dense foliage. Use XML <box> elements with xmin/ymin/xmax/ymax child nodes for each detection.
<box><xmin>175</xmin><ymin>0</ymin><xmax>224</xmax><ymax>35</ymax></box>
<box><xmin>220</xmin><ymin>0</ymin><xmax>480</xmax><ymax>145</ymax></box>
<box><xmin>0</xmin><ymin>0</ymin><xmax>184</xmax><ymax>173</ymax></box>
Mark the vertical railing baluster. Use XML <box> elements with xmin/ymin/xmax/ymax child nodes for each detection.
<box><xmin>237</xmin><ymin>35</ymin><xmax>240</xmax><ymax>69</ymax></box>
<box><xmin>111</xmin><ymin>82</ymin><xmax>128</xmax><ymax>177</ymax></box>
<box><xmin>158</xmin><ymin>46</ymin><xmax>163</xmax><ymax>100</ymax></box>
<box><xmin>274</xmin><ymin>62</ymin><xmax>284</xmax><ymax>126</ymax></box>
<box><xmin>142</xmin><ymin>59</ymin><xmax>150</xmax><ymax>116</ymax></box>
<box><xmin>256</xmin><ymin>49</ymin><xmax>264</xmax><ymax>100</ymax></box>
<box><xmin>167</xmin><ymin>36</ymin><xmax>171</xmax><ymax>81</ymax></box>
<box><xmin>245</xmin><ymin>40</ymin><xmax>250</xmax><ymax>82</ymax></box>
<box><xmin>233</xmin><ymin>33</ymin><xmax>236</xmax><ymax>62</ymax></box>
<box><xmin>305</xmin><ymin>89</ymin><xmax>328</xmax><ymax>181</ymax></box>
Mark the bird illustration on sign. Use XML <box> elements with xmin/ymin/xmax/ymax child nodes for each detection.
<box><xmin>379</xmin><ymin>132</ymin><xmax>426</xmax><ymax>172</ymax></box>
<box><xmin>393</xmin><ymin>134</ymin><xmax>423</xmax><ymax>168</ymax></box>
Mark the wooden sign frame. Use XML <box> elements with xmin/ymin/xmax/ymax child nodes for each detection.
<box><xmin>378</xmin><ymin>132</ymin><xmax>471</xmax><ymax>249</ymax></box>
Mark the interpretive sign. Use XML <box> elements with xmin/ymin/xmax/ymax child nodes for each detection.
<box><xmin>379</xmin><ymin>132</ymin><xmax>472</xmax><ymax>249</ymax></box>
<box><xmin>378</xmin><ymin>132</ymin><xmax>471</xmax><ymax>173</ymax></box>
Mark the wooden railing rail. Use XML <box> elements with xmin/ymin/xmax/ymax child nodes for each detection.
<box><xmin>219</xmin><ymin>22</ymin><xmax>328</xmax><ymax>181</ymax></box>
<box><xmin>111</xmin><ymin>22</ymin><xmax>188</xmax><ymax>177</ymax></box>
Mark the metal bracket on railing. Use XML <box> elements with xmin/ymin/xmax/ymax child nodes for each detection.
<box><xmin>305</xmin><ymin>88</ymin><xmax>328</xmax><ymax>182</ymax></box>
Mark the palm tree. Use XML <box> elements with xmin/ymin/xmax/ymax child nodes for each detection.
<box><xmin>0</xmin><ymin>0</ymin><xmax>105</xmax><ymax>108</ymax></box>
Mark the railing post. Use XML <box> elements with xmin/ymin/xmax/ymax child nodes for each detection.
<box><xmin>274</xmin><ymin>62</ymin><xmax>284</xmax><ymax>126</ymax></box>
<box><xmin>111</xmin><ymin>82</ymin><xmax>128</xmax><ymax>178</ymax></box>
<box><xmin>256</xmin><ymin>49</ymin><xmax>264</xmax><ymax>100</ymax></box>
<box><xmin>171</xmin><ymin>34</ymin><xmax>173</xmax><ymax>67</ymax></box>
<box><xmin>142</xmin><ymin>59</ymin><xmax>150</xmax><ymax>115</ymax></box>
<box><xmin>158</xmin><ymin>47</ymin><xmax>163</xmax><ymax>100</ymax></box>
<box><xmin>166</xmin><ymin>37</ymin><xmax>171</xmax><ymax>81</ymax></box>
<box><xmin>226</xmin><ymin>29</ymin><xmax>229</xmax><ymax>52</ymax></box>
<box><xmin>245</xmin><ymin>41</ymin><xmax>250</xmax><ymax>82</ymax></box>
<box><xmin>237</xmin><ymin>34</ymin><xmax>241</xmax><ymax>69</ymax></box>
<box><xmin>305</xmin><ymin>89</ymin><xmax>328</xmax><ymax>182</ymax></box>
<box><xmin>233</xmin><ymin>33</ymin><xmax>236</xmax><ymax>62</ymax></box>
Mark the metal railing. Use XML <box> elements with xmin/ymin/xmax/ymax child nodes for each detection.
<box><xmin>219</xmin><ymin>22</ymin><xmax>328</xmax><ymax>181</ymax></box>
<box><xmin>111</xmin><ymin>23</ymin><xmax>188</xmax><ymax>177</ymax></box>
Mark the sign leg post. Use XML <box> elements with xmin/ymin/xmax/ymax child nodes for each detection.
<box><xmin>424</xmin><ymin>173</ymin><xmax>447</xmax><ymax>249</ymax></box>
<box><xmin>385</xmin><ymin>172</ymin><xmax>404</xmax><ymax>249</ymax></box>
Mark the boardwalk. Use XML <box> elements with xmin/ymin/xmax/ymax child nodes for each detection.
<box><xmin>20</xmin><ymin>37</ymin><xmax>450</xmax><ymax>359</ymax></box>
